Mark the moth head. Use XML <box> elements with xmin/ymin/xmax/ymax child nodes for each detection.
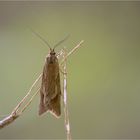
<box><xmin>50</xmin><ymin>48</ymin><xmax>56</xmax><ymax>55</ymax></box>
<box><xmin>47</xmin><ymin>49</ymin><xmax>57</xmax><ymax>64</ymax></box>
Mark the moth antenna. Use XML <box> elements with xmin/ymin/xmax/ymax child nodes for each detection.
<box><xmin>30</xmin><ymin>28</ymin><xmax>51</xmax><ymax>49</ymax></box>
<box><xmin>53</xmin><ymin>34</ymin><xmax>70</xmax><ymax>50</ymax></box>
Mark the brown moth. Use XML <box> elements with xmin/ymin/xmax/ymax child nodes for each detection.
<box><xmin>31</xmin><ymin>30</ymin><xmax>68</xmax><ymax>117</ymax></box>
<box><xmin>39</xmin><ymin>48</ymin><xmax>61</xmax><ymax>117</ymax></box>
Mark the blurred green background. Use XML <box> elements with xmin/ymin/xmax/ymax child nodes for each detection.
<box><xmin>0</xmin><ymin>1</ymin><xmax>140</xmax><ymax>139</ymax></box>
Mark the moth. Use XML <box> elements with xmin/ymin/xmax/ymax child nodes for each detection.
<box><xmin>31</xmin><ymin>30</ymin><xmax>68</xmax><ymax>118</ymax></box>
<box><xmin>39</xmin><ymin>48</ymin><xmax>61</xmax><ymax>117</ymax></box>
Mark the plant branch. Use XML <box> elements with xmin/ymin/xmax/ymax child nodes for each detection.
<box><xmin>60</xmin><ymin>40</ymin><xmax>84</xmax><ymax>65</ymax></box>
<box><xmin>62</xmin><ymin>48</ymin><xmax>71</xmax><ymax>140</ymax></box>
<box><xmin>11</xmin><ymin>74</ymin><xmax>42</xmax><ymax>115</ymax></box>
<box><xmin>19</xmin><ymin>88</ymin><xmax>40</xmax><ymax>115</ymax></box>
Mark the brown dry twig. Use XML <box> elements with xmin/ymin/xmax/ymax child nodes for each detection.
<box><xmin>62</xmin><ymin>48</ymin><xmax>71</xmax><ymax>140</ymax></box>
<box><xmin>0</xmin><ymin>40</ymin><xmax>84</xmax><ymax>130</ymax></box>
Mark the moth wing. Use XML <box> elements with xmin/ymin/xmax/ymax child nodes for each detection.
<box><xmin>39</xmin><ymin>56</ymin><xmax>61</xmax><ymax>117</ymax></box>
<box><xmin>49</xmin><ymin>72</ymin><xmax>61</xmax><ymax>117</ymax></box>
<box><xmin>39</xmin><ymin>65</ymin><xmax>48</xmax><ymax>115</ymax></box>
<box><xmin>39</xmin><ymin>89</ymin><xmax>47</xmax><ymax>115</ymax></box>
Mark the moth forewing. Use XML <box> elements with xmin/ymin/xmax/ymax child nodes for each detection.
<box><xmin>39</xmin><ymin>49</ymin><xmax>61</xmax><ymax>117</ymax></box>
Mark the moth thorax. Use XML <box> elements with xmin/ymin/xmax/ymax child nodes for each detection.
<box><xmin>47</xmin><ymin>55</ymin><xmax>56</xmax><ymax>64</ymax></box>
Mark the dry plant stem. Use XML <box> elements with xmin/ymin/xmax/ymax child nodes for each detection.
<box><xmin>0</xmin><ymin>89</ymin><xmax>40</xmax><ymax>129</ymax></box>
<box><xmin>19</xmin><ymin>88</ymin><xmax>40</xmax><ymax>115</ymax></box>
<box><xmin>0</xmin><ymin>40</ymin><xmax>84</xmax><ymax>129</ymax></box>
<box><xmin>63</xmin><ymin>49</ymin><xmax>71</xmax><ymax>140</ymax></box>
<box><xmin>60</xmin><ymin>40</ymin><xmax>84</xmax><ymax>65</ymax></box>
<box><xmin>11</xmin><ymin>74</ymin><xmax>42</xmax><ymax>115</ymax></box>
<box><xmin>0</xmin><ymin>114</ymin><xmax>19</xmax><ymax>129</ymax></box>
